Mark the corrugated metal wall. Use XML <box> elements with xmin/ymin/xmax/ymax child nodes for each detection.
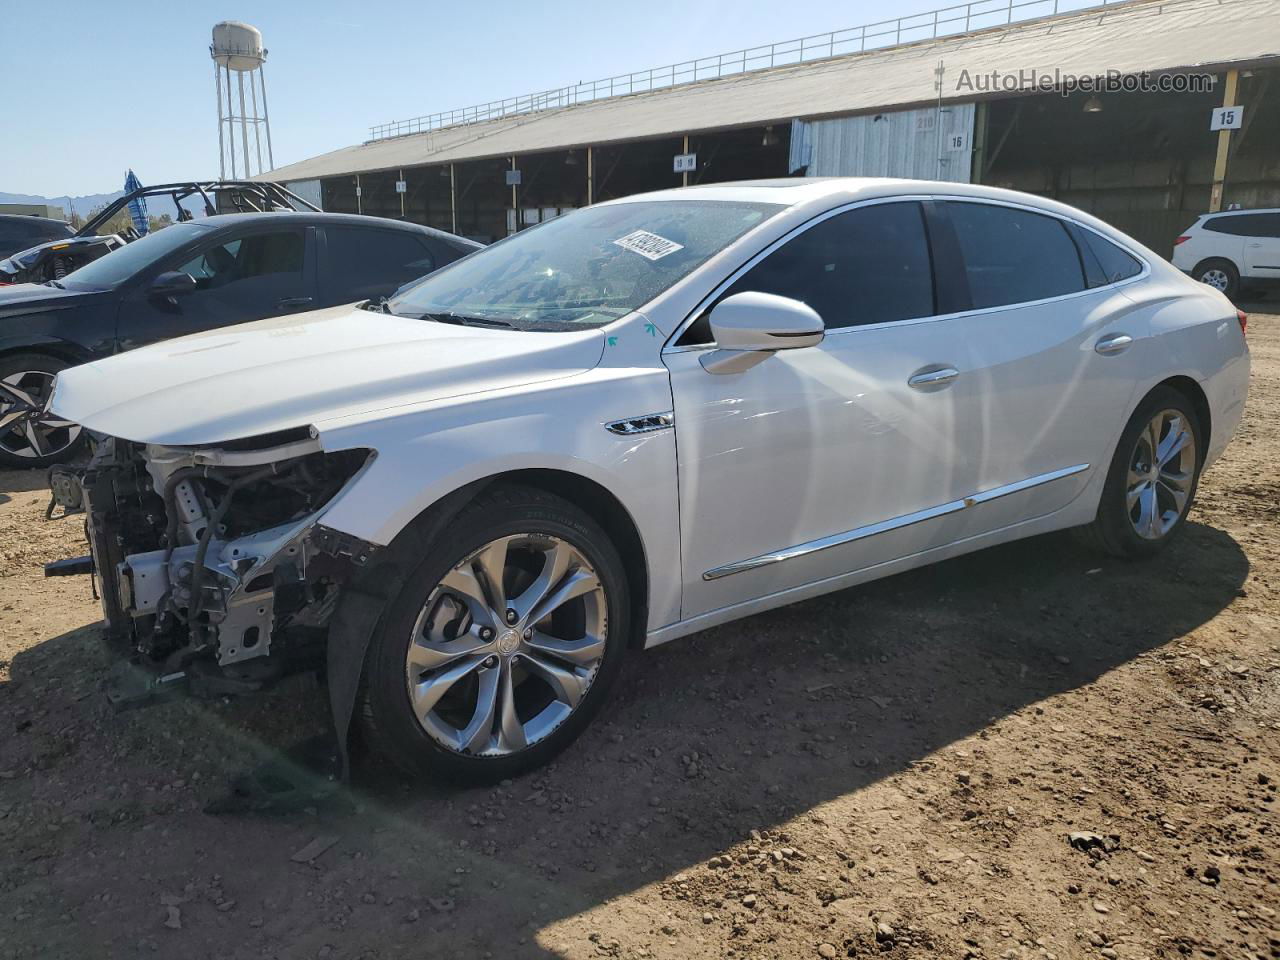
<box><xmin>795</xmin><ymin>104</ymin><xmax>975</xmax><ymax>183</ymax></box>
<box><xmin>286</xmin><ymin>179</ymin><xmax>323</xmax><ymax>211</ymax></box>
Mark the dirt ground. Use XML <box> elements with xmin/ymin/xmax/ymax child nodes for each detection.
<box><xmin>0</xmin><ymin>312</ymin><xmax>1277</xmax><ymax>960</ymax></box>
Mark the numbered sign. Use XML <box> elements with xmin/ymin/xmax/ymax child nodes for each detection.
<box><xmin>505</xmin><ymin>169</ymin><xmax>522</xmax><ymax>186</ymax></box>
<box><xmin>945</xmin><ymin>132</ymin><xmax>969</xmax><ymax>152</ymax></box>
<box><xmin>395</xmin><ymin>180</ymin><xmax>407</xmax><ymax>193</ymax></box>
<box><xmin>673</xmin><ymin>153</ymin><xmax>697</xmax><ymax>173</ymax></box>
<box><xmin>1210</xmin><ymin>106</ymin><xmax>1243</xmax><ymax>131</ymax></box>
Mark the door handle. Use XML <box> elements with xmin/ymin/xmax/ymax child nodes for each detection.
<box><xmin>907</xmin><ymin>367</ymin><xmax>960</xmax><ymax>389</ymax></box>
<box><xmin>1095</xmin><ymin>333</ymin><xmax>1133</xmax><ymax>355</ymax></box>
<box><xmin>277</xmin><ymin>296</ymin><xmax>313</xmax><ymax>310</ymax></box>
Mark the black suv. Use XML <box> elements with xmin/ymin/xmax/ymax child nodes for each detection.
<box><xmin>0</xmin><ymin>213</ymin><xmax>480</xmax><ymax>467</ymax></box>
<box><xmin>0</xmin><ymin>215</ymin><xmax>75</xmax><ymax>261</ymax></box>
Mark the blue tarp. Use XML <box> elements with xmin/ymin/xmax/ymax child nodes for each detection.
<box><xmin>124</xmin><ymin>170</ymin><xmax>149</xmax><ymax>236</ymax></box>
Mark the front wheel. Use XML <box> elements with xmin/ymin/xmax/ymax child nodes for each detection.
<box><xmin>0</xmin><ymin>353</ymin><xmax>85</xmax><ymax>469</ymax></box>
<box><xmin>358</xmin><ymin>486</ymin><xmax>630</xmax><ymax>782</ymax></box>
<box><xmin>1075</xmin><ymin>386</ymin><xmax>1202</xmax><ymax>558</ymax></box>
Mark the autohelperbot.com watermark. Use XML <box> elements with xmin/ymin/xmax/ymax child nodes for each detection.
<box><xmin>954</xmin><ymin>68</ymin><xmax>1215</xmax><ymax>97</ymax></box>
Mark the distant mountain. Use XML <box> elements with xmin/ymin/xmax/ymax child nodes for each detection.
<box><xmin>0</xmin><ymin>190</ymin><xmax>123</xmax><ymax>218</ymax></box>
<box><xmin>0</xmin><ymin>189</ymin><xmax>208</xmax><ymax>221</ymax></box>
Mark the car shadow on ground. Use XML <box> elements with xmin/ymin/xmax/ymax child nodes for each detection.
<box><xmin>0</xmin><ymin>519</ymin><xmax>1249</xmax><ymax>957</ymax></box>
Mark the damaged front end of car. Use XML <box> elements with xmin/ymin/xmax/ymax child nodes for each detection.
<box><xmin>50</xmin><ymin>428</ymin><xmax>377</xmax><ymax>707</ymax></box>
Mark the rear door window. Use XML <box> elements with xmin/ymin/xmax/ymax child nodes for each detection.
<box><xmin>1203</xmin><ymin>213</ymin><xmax>1280</xmax><ymax>238</ymax></box>
<box><xmin>946</xmin><ymin>202</ymin><xmax>1085</xmax><ymax>309</ymax></box>
<box><xmin>323</xmin><ymin>226</ymin><xmax>435</xmax><ymax>303</ymax></box>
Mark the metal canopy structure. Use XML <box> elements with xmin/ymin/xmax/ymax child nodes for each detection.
<box><xmin>257</xmin><ymin>0</ymin><xmax>1278</xmax><ymax>184</ymax></box>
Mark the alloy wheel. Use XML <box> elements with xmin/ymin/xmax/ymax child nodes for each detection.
<box><xmin>1126</xmin><ymin>408</ymin><xmax>1196</xmax><ymax>540</ymax></box>
<box><xmin>0</xmin><ymin>371</ymin><xmax>81</xmax><ymax>460</ymax></box>
<box><xmin>404</xmin><ymin>533</ymin><xmax>608</xmax><ymax>757</ymax></box>
<box><xmin>1199</xmin><ymin>268</ymin><xmax>1230</xmax><ymax>292</ymax></box>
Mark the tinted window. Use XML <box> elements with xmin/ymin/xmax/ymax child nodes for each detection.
<box><xmin>177</xmin><ymin>231</ymin><xmax>304</xmax><ymax>290</ymax></box>
<box><xmin>717</xmin><ymin>202</ymin><xmax>934</xmax><ymax>332</ymax></box>
<box><xmin>948</xmin><ymin>202</ymin><xmax>1085</xmax><ymax>309</ymax></box>
<box><xmin>1203</xmin><ymin>213</ymin><xmax>1280</xmax><ymax>238</ymax></box>
<box><xmin>1074</xmin><ymin>227</ymin><xmax>1142</xmax><ymax>287</ymax></box>
<box><xmin>327</xmin><ymin>227</ymin><xmax>434</xmax><ymax>283</ymax></box>
<box><xmin>61</xmin><ymin>222</ymin><xmax>213</xmax><ymax>289</ymax></box>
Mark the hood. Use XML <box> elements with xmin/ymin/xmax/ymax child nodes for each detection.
<box><xmin>50</xmin><ymin>303</ymin><xmax>606</xmax><ymax>446</ymax></box>
<box><xmin>0</xmin><ymin>281</ymin><xmax>99</xmax><ymax>318</ymax></box>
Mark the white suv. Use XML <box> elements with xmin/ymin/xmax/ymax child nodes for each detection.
<box><xmin>1172</xmin><ymin>208</ymin><xmax>1280</xmax><ymax>300</ymax></box>
<box><xmin>47</xmin><ymin>178</ymin><xmax>1249</xmax><ymax>782</ymax></box>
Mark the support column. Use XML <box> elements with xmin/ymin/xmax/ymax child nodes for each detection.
<box><xmin>355</xmin><ymin>173</ymin><xmax>362</xmax><ymax>215</ymax></box>
<box><xmin>1209</xmin><ymin>69</ymin><xmax>1240</xmax><ymax>213</ymax></box>
<box><xmin>399</xmin><ymin>168</ymin><xmax>405</xmax><ymax>218</ymax></box>
<box><xmin>682</xmin><ymin>135</ymin><xmax>690</xmax><ymax>188</ymax></box>
<box><xmin>450</xmin><ymin>164</ymin><xmax>457</xmax><ymax>234</ymax></box>
<box><xmin>586</xmin><ymin>147</ymin><xmax>594</xmax><ymax>206</ymax></box>
<box><xmin>511</xmin><ymin>155</ymin><xmax>518</xmax><ymax>234</ymax></box>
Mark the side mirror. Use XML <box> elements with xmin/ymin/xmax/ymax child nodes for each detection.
<box><xmin>700</xmin><ymin>291</ymin><xmax>825</xmax><ymax>374</ymax></box>
<box><xmin>148</xmin><ymin>271</ymin><xmax>197</xmax><ymax>300</ymax></box>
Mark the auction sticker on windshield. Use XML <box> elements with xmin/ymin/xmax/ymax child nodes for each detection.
<box><xmin>613</xmin><ymin>230</ymin><xmax>685</xmax><ymax>261</ymax></box>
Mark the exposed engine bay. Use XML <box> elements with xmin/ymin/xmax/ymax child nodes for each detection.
<box><xmin>54</xmin><ymin>431</ymin><xmax>375</xmax><ymax>701</ymax></box>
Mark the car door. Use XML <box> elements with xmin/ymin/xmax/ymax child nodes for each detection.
<box><xmin>936</xmin><ymin>199</ymin><xmax>1149</xmax><ymax>537</ymax></box>
<box><xmin>116</xmin><ymin>224</ymin><xmax>317</xmax><ymax>350</ymax></box>
<box><xmin>317</xmin><ymin>225</ymin><xmax>436</xmax><ymax>306</ymax></box>
<box><xmin>1239</xmin><ymin>213</ymin><xmax>1280</xmax><ymax>281</ymax></box>
<box><xmin>665</xmin><ymin>199</ymin><xmax>980</xmax><ymax>620</ymax></box>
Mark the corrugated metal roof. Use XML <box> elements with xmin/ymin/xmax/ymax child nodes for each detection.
<box><xmin>260</xmin><ymin>0</ymin><xmax>1279</xmax><ymax>183</ymax></box>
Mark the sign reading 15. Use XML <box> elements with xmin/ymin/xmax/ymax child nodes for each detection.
<box><xmin>1210</xmin><ymin>106</ymin><xmax>1243</xmax><ymax>131</ymax></box>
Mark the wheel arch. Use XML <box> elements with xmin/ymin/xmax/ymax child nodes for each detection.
<box><xmin>0</xmin><ymin>338</ymin><xmax>94</xmax><ymax>369</ymax></box>
<box><xmin>384</xmin><ymin>467</ymin><xmax>652</xmax><ymax>651</ymax></box>
<box><xmin>1150</xmin><ymin>374</ymin><xmax>1212</xmax><ymax>455</ymax></box>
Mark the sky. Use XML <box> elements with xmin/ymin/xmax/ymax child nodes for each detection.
<box><xmin>6</xmin><ymin>0</ymin><xmax>965</xmax><ymax>197</ymax></box>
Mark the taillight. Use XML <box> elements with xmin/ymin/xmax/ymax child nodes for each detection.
<box><xmin>1237</xmin><ymin>310</ymin><xmax>1248</xmax><ymax>336</ymax></box>
<box><xmin>1174</xmin><ymin>235</ymin><xmax>1190</xmax><ymax>245</ymax></box>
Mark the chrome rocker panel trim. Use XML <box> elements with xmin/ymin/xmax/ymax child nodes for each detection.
<box><xmin>702</xmin><ymin>463</ymin><xmax>1090</xmax><ymax>581</ymax></box>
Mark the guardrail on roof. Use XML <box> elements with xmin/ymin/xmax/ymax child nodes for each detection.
<box><xmin>366</xmin><ymin>0</ymin><xmax>1121</xmax><ymax>143</ymax></box>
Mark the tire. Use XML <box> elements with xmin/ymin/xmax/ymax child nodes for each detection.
<box><xmin>0</xmin><ymin>353</ymin><xmax>86</xmax><ymax>469</ymax></box>
<box><xmin>1192</xmin><ymin>258</ymin><xmax>1239</xmax><ymax>300</ymax></box>
<box><xmin>1074</xmin><ymin>386</ymin><xmax>1202</xmax><ymax>559</ymax></box>
<box><xmin>359</xmin><ymin>485</ymin><xmax>631</xmax><ymax>783</ymax></box>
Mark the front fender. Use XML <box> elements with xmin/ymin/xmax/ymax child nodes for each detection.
<box><xmin>313</xmin><ymin>367</ymin><xmax>681</xmax><ymax>633</ymax></box>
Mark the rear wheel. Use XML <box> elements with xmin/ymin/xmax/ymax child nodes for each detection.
<box><xmin>1075</xmin><ymin>386</ymin><xmax>1202</xmax><ymax>558</ymax></box>
<box><xmin>359</xmin><ymin>486</ymin><xmax>630</xmax><ymax>782</ymax></box>
<box><xmin>1193</xmin><ymin>258</ymin><xmax>1239</xmax><ymax>300</ymax></box>
<box><xmin>0</xmin><ymin>353</ymin><xmax>85</xmax><ymax>469</ymax></box>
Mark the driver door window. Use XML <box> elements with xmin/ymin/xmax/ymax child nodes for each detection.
<box><xmin>177</xmin><ymin>231</ymin><xmax>304</xmax><ymax>292</ymax></box>
<box><xmin>118</xmin><ymin>227</ymin><xmax>314</xmax><ymax>350</ymax></box>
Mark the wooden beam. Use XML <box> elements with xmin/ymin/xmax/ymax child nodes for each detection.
<box><xmin>1209</xmin><ymin>69</ymin><xmax>1240</xmax><ymax>213</ymax></box>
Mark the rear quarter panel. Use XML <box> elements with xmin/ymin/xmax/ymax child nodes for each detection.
<box><xmin>1122</xmin><ymin>268</ymin><xmax>1249</xmax><ymax>469</ymax></box>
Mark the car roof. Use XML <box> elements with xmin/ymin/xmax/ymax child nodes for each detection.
<box><xmin>1200</xmin><ymin>208</ymin><xmax>1280</xmax><ymax>219</ymax></box>
<box><xmin>195</xmin><ymin>212</ymin><xmax>480</xmax><ymax>248</ymax></box>
<box><xmin>0</xmin><ymin>214</ymin><xmax>71</xmax><ymax>229</ymax></box>
<box><xmin>603</xmin><ymin>176</ymin><xmax>1116</xmax><ymax>223</ymax></box>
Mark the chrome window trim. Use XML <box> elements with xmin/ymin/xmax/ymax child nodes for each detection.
<box><xmin>662</xmin><ymin>194</ymin><xmax>1151</xmax><ymax>354</ymax></box>
<box><xmin>701</xmin><ymin>462</ymin><xmax>1089</xmax><ymax>581</ymax></box>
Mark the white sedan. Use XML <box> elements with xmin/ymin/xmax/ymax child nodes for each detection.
<box><xmin>49</xmin><ymin>178</ymin><xmax>1250</xmax><ymax>781</ymax></box>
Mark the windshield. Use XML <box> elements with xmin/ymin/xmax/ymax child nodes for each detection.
<box><xmin>387</xmin><ymin>200</ymin><xmax>783</xmax><ymax>329</ymax></box>
<box><xmin>60</xmin><ymin>222</ymin><xmax>212</xmax><ymax>289</ymax></box>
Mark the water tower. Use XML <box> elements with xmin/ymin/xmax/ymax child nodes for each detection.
<box><xmin>210</xmin><ymin>21</ymin><xmax>274</xmax><ymax>179</ymax></box>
